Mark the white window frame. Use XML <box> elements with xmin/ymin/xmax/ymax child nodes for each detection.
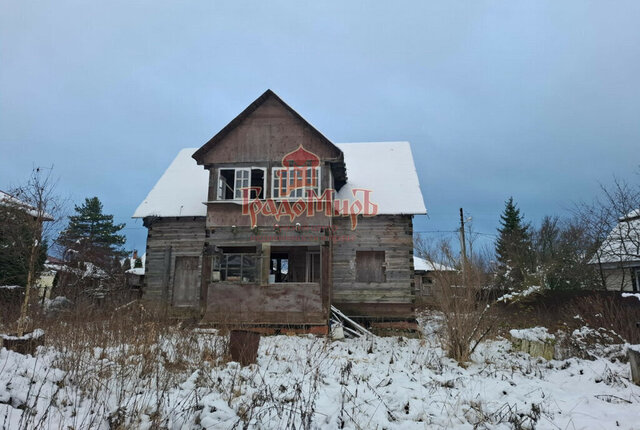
<box><xmin>271</xmin><ymin>166</ymin><xmax>321</xmax><ymax>200</ymax></box>
<box><xmin>217</xmin><ymin>167</ymin><xmax>267</xmax><ymax>201</ymax></box>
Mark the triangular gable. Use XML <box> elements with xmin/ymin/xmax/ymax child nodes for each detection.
<box><xmin>193</xmin><ymin>89</ymin><xmax>346</xmax><ymax>188</ymax></box>
<box><xmin>193</xmin><ymin>90</ymin><xmax>342</xmax><ymax>161</ymax></box>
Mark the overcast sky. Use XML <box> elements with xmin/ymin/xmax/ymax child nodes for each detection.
<box><xmin>1</xmin><ymin>1</ymin><xmax>639</xmax><ymax>254</ymax></box>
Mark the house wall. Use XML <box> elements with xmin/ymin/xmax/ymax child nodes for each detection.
<box><xmin>331</xmin><ymin>215</ymin><xmax>415</xmax><ymax>319</ymax></box>
<box><xmin>142</xmin><ymin>217</ymin><xmax>206</xmax><ymax>311</ymax></box>
<box><xmin>602</xmin><ymin>266</ymin><xmax>640</xmax><ymax>291</ymax></box>
<box><xmin>414</xmin><ymin>272</ymin><xmax>435</xmax><ymax>307</ymax></box>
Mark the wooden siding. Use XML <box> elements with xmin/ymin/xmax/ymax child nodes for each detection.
<box><xmin>332</xmin><ymin>215</ymin><xmax>415</xmax><ymax>318</ymax></box>
<box><xmin>203</xmin><ymin>282</ymin><xmax>325</xmax><ymax>325</ymax></box>
<box><xmin>200</xmin><ymin>226</ymin><xmax>331</xmax><ymax>325</ymax></box>
<box><xmin>142</xmin><ymin>217</ymin><xmax>206</xmax><ymax>308</ymax></box>
<box><xmin>141</xmin><ymin>214</ymin><xmax>415</xmax><ymax>321</ymax></box>
<box><xmin>197</xmin><ymin>96</ymin><xmax>342</xmax><ymax>165</ymax></box>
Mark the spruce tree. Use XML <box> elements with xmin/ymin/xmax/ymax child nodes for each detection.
<box><xmin>59</xmin><ymin>197</ymin><xmax>126</xmax><ymax>267</ymax></box>
<box><xmin>495</xmin><ymin>197</ymin><xmax>534</xmax><ymax>289</ymax></box>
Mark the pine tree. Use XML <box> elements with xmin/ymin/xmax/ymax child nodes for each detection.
<box><xmin>59</xmin><ymin>197</ymin><xmax>126</xmax><ymax>267</ymax></box>
<box><xmin>495</xmin><ymin>197</ymin><xmax>534</xmax><ymax>289</ymax></box>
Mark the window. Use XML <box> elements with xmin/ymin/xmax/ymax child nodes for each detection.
<box><xmin>306</xmin><ymin>251</ymin><xmax>320</xmax><ymax>283</ymax></box>
<box><xmin>272</xmin><ymin>166</ymin><xmax>320</xmax><ymax>199</ymax></box>
<box><xmin>217</xmin><ymin>168</ymin><xmax>266</xmax><ymax>200</ymax></box>
<box><xmin>212</xmin><ymin>247</ymin><xmax>258</xmax><ymax>283</ymax></box>
<box><xmin>270</xmin><ymin>253</ymin><xmax>289</xmax><ymax>282</ymax></box>
<box><xmin>421</xmin><ymin>275</ymin><xmax>433</xmax><ymax>295</ymax></box>
<box><xmin>355</xmin><ymin>251</ymin><xmax>385</xmax><ymax>282</ymax></box>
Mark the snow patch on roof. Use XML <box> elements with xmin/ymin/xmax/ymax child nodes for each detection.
<box><xmin>413</xmin><ymin>256</ymin><xmax>455</xmax><ymax>272</ymax></box>
<box><xmin>0</xmin><ymin>190</ymin><xmax>54</xmax><ymax>220</ymax></box>
<box><xmin>335</xmin><ymin>142</ymin><xmax>426</xmax><ymax>215</ymax></box>
<box><xmin>133</xmin><ymin>149</ymin><xmax>209</xmax><ymax>218</ymax></box>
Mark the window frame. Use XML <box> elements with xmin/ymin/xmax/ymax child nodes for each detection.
<box><xmin>216</xmin><ymin>167</ymin><xmax>267</xmax><ymax>201</ymax></box>
<box><xmin>212</xmin><ymin>252</ymin><xmax>258</xmax><ymax>283</ymax></box>
<box><xmin>271</xmin><ymin>166</ymin><xmax>321</xmax><ymax>200</ymax></box>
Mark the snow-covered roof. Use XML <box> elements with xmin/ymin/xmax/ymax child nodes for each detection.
<box><xmin>592</xmin><ymin>210</ymin><xmax>640</xmax><ymax>265</ymax></box>
<box><xmin>0</xmin><ymin>190</ymin><xmax>54</xmax><ymax>220</ymax></box>
<box><xmin>133</xmin><ymin>148</ymin><xmax>209</xmax><ymax>218</ymax></box>
<box><xmin>335</xmin><ymin>142</ymin><xmax>426</xmax><ymax>215</ymax></box>
<box><xmin>413</xmin><ymin>256</ymin><xmax>456</xmax><ymax>272</ymax></box>
<box><xmin>133</xmin><ymin>142</ymin><xmax>426</xmax><ymax>218</ymax></box>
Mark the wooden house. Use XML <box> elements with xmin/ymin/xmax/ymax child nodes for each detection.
<box><xmin>133</xmin><ymin>90</ymin><xmax>426</xmax><ymax>329</ymax></box>
<box><xmin>413</xmin><ymin>256</ymin><xmax>456</xmax><ymax>306</ymax></box>
<box><xmin>591</xmin><ymin>209</ymin><xmax>640</xmax><ymax>291</ymax></box>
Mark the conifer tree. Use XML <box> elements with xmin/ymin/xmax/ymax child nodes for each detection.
<box><xmin>495</xmin><ymin>197</ymin><xmax>534</xmax><ymax>289</ymax></box>
<box><xmin>59</xmin><ymin>197</ymin><xmax>126</xmax><ymax>268</ymax></box>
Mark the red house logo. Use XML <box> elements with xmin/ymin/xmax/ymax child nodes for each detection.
<box><xmin>242</xmin><ymin>145</ymin><xmax>378</xmax><ymax>230</ymax></box>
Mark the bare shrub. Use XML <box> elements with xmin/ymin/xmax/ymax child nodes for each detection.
<box><xmin>571</xmin><ymin>293</ymin><xmax>640</xmax><ymax>344</ymax></box>
<box><xmin>417</xmin><ymin>238</ymin><xmax>495</xmax><ymax>364</ymax></box>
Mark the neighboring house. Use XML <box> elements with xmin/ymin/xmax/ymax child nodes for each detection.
<box><xmin>133</xmin><ymin>90</ymin><xmax>426</xmax><ymax>328</ymax></box>
<box><xmin>0</xmin><ymin>189</ymin><xmax>53</xmax><ymax>287</ymax></box>
<box><xmin>591</xmin><ymin>209</ymin><xmax>640</xmax><ymax>291</ymax></box>
<box><xmin>413</xmin><ymin>256</ymin><xmax>457</xmax><ymax>305</ymax></box>
<box><xmin>0</xmin><ymin>190</ymin><xmax>54</xmax><ymax>221</ymax></box>
<box><xmin>123</xmin><ymin>251</ymin><xmax>146</xmax><ymax>289</ymax></box>
<box><xmin>35</xmin><ymin>256</ymin><xmax>65</xmax><ymax>300</ymax></box>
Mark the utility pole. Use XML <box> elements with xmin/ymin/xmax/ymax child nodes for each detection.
<box><xmin>459</xmin><ymin>208</ymin><xmax>468</xmax><ymax>284</ymax></box>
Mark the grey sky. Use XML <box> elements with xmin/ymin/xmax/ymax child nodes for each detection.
<box><xmin>1</xmin><ymin>1</ymin><xmax>639</xmax><ymax>253</ymax></box>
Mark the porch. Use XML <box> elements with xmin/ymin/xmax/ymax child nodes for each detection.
<box><xmin>201</xmin><ymin>243</ymin><xmax>330</xmax><ymax>326</ymax></box>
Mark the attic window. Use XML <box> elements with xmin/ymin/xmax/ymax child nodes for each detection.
<box><xmin>217</xmin><ymin>168</ymin><xmax>266</xmax><ymax>200</ymax></box>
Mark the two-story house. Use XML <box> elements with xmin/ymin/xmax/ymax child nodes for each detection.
<box><xmin>133</xmin><ymin>90</ymin><xmax>426</xmax><ymax>330</ymax></box>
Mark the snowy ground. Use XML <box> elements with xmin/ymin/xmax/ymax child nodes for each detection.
<box><xmin>1</xmin><ymin>320</ymin><xmax>639</xmax><ymax>429</ymax></box>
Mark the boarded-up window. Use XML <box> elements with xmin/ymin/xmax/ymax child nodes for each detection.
<box><xmin>173</xmin><ymin>256</ymin><xmax>200</xmax><ymax>307</ymax></box>
<box><xmin>355</xmin><ymin>251</ymin><xmax>385</xmax><ymax>282</ymax></box>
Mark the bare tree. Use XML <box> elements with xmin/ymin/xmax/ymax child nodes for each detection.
<box><xmin>576</xmin><ymin>174</ymin><xmax>640</xmax><ymax>291</ymax></box>
<box><xmin>4</xmin><ymin>167</ymin><xmax>62</xmax><ymax>335</ymax></box>
<box><xmin>532</xmin><ymin>215</ymin><xmax>599</xmax><ymax>290</ymax></box>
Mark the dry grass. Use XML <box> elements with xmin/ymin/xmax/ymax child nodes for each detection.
<box><xmin>10</xmin><ymin>302</ymin><xmax>229</xmax><ymax>429</ymax></box>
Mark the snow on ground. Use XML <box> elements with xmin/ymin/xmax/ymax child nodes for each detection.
<box><xmin>1</xmin><ymin>322</ymin><xmax>639</xmax><ymax>429</ymax></box>
<box><xmin>622</xmin><ymin>292</ymin><xmax>640</xmax><ymax>302</ymax></box>
<box><xmin>509</xmin><ymin>326</ymin><xmax>555</xmax><ymax>342</ymax></box>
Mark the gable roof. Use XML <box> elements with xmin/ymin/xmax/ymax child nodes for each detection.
<box><xmin>133</xmin><ymin>142</ymin><xmax>427</xmax><ymax>218</ymax></box>
<box><xmin>592</xmin><ymin>209</ymin><xmax>640</xmax><ymax>266</ymax></box>
<box><xmin>192</xmin><ymin>89</ymin><xmax>344</xmax><ymax>164</ymax></box>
